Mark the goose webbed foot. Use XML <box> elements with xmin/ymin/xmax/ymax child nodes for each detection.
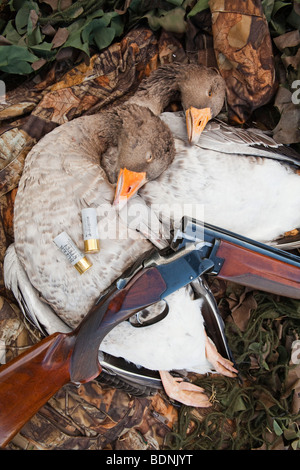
<box><xmin>204</xmin><ymin>332</ymin><xmax>238</xmax><ymax>378</ymax></box>
<box><xmin>159</xmin><ymin>370</ymin><xmax>212</xmax><ymax>408</ymax></box>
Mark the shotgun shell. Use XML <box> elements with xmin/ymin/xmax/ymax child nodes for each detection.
<box><xmin>81</xmin><ymin>207</ymin><xmax>100</xmax><ymax>253</ymax></box>
<box><xmin>53</xmin><ymin>231</ymin><xmax>92</xmax><ymax>274</ymax></box>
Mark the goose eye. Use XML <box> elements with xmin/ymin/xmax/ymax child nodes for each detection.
<box><xmin>208</xmin><ymin>89</ymin><xmax>213</xmax><ymax>97</ymax></box>
<box><xmin>146</xmin><ymin>153</ymin><xmax>153</xmax><ymax>163</ymax></box>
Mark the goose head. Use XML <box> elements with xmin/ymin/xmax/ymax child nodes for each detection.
<box><xmin>99</xmin><ymin>104</ymin><xmax>175</xmax><ymax>206</ymax></box>
<box><xmin>129</xmin><ymin>63</ymin><xmax>226</xmax><ymax>144</ymax></box>
<box><xmin>180</xmin><ymin>65</ymin><xmax>226</xmax><ymax>144</ymax></box>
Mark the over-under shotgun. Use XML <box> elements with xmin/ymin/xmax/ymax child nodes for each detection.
<box><xmin>1</xmin><ymin>216</ymin><xmax>300</xmax><ymax>447</ymax></box>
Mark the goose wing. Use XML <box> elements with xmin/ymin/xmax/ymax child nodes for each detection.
<box><xmin>161</xmin><ymin>112</ymin><xmax>300</xmax><ymax>167</ymax></box>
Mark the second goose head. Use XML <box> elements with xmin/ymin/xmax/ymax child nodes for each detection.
<box><xmin>129</xmin><ymin>63</ymin><xmax>226</xmax><ymax>144</ymax></box>
<box><xmin>180</xmin><ymin>65</ymin><xmax>226</xmax><ymax>144</ymax></box>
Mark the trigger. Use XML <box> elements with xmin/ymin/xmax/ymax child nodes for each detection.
<box><xmin>129</xmin><ymin>300</ymin><xmax>169</xmax><ymax>327</ymax></box>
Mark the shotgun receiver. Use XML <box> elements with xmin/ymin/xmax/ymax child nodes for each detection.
<box><xmin>1</xmin><ymin>216</ymin><xmax>300</xmax><ymax>447</ymax></box>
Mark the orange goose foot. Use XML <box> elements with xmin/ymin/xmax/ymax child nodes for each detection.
<box><xmin>159</xmin><ymin>370</ymin><xmax>212</xmax><ymax>408</ymax></box>
<box><xmin>204</xmin><ymin>331</ymin><xmax>238</xmax><ymax>378</ymax></box>
<box><xmin>159</xmin><ymin>333</ymin><xmax>238</xmax><ymax>407</ymax></box>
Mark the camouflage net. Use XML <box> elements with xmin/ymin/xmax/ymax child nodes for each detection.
<box><xmin>164</xmin><ymin>293</ymin><xmax>300</xmax><ymax>450</ymax></box>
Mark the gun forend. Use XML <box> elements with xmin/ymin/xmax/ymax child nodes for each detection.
<box><xmin>214</xmin><ymin>239</ymin><xmax>300</xmax><ymax>299</ymax></box>
<box><xmin>174</xmin><ymin>217</ymin><xmax>300</xmax><ymax>300</ymax></box>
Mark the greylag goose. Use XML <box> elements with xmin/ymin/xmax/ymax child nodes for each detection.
<box><xmin>4</xmin><ymin>64</ymin><xmax>235</xmax><ymax>407</ymax></box>
<box><xmin>4</xmin><ymin>63</ymin><xmax>300</xmax><ymax>406</ymax></box>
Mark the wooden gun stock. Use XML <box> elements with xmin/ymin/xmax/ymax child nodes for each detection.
<box><xmin>214</xmin><ymin>239</ymin><xmax>300</xmax><ymax>300</ymax></box>
<box><xmin>0</xmin><ymin>267</ymin><xmax>166</xmax><ymax>448</ymax></box>
<box><xmin>0</xmin><ymin>333</ymin><xmax>74</xmax><ymax>448</ymax></box>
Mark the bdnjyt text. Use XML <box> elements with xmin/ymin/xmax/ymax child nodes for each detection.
<box><xmin>106</xmin><ymin>454</ymin><xmax>193</xmax><ymax>466</ymax></box>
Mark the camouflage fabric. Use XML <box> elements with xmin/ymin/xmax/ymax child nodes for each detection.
<box><xmin>9</xmin><ymin>382</ymin><xmax>178</xmax><ymax>450</ymax></box>
<box><xmin>209</xmin><ymin>0</ymin><xmax>277</xmax><ymax>124</ymax></box>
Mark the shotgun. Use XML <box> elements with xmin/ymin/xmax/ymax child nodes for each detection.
<box><xmin>1</xmin><ymin>216</ymin><xmax>300</xmax><ymax>447</ymax></box>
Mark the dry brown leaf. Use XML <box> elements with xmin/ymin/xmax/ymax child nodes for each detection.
<box><xmin>273</xmin><ymin>30</ymin><xmax>300</xmax><ymax>51</ymax></box>
<box><xmin>41</xmin><ymin>0</ymin><xmax>72</xmax><ymax>11</ymax></box>
<box><xmin>29</xmin><ymin>9</ymin><xmax>39</xmax><ymax>29</ymax></box>
<box><xmin>282</xmin><ymin>342</ymin><xmax>300</xmax><ymax>414</ymax></box>
<box><xmin>282</xmin><ymin>48</ymin><xmax>300</xmax><ymax>70</ymax></box>
<box><xmin>231</xmin><ymin>294</ymin><xmax>257</xmax><ymax>332</ymax></box>
<box><xmin>51</xmin><ymin>27</ymin><xmax>69</xmax><ymax>49</ymax></box>
<box><xmin>274</xmin><ymin>85</ymin><xmax>293</xmax><ymax>112</ymax></box>
<box><xmin>41</xmin><ymin>24</ymin><xmax>56</xmax><ymax>37</ymax></box>
<box><xmin>31</xmin><ymin>58</ymin><xmax>47</xmax><ymax>71</ymax></box>
<box><xmin>273</xmin><ymin>102</ymin><xmax>300</xmax><ymax>144</ymax></box>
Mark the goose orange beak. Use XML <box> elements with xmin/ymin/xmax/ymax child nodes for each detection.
<box><xmin>113</xmin><ymin>168</ymin><xmax>147</xmax><ymax>206</ymax></box>
<box><xmin>186</xmin><ymin>107</ymin><xmax>211</xmax><ymax>144</ymax></box>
